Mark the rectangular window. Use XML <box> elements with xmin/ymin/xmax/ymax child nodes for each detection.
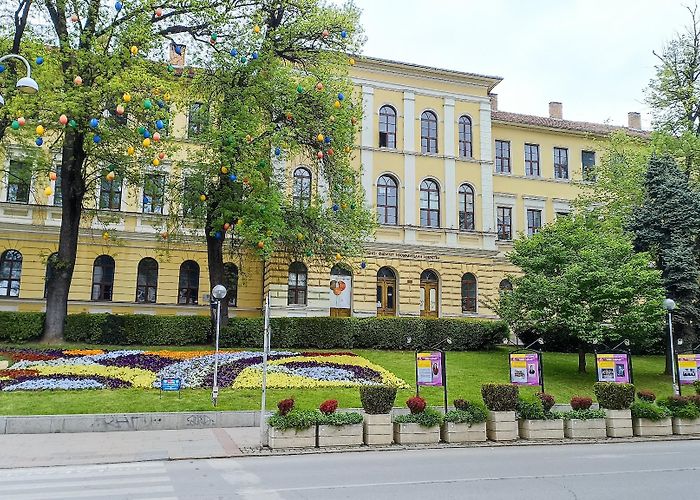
<box><xmin>495</xmin><ymin>140</ymin><xmax>511</xmax><ymax>173</ymax></box>
<box><xmin>527</xmin><ymin>209</ymin><xmax>542</xmax><ymax>236</ymax></box>
<box><xmin>497</xmin><ymin>206</ymin><xmax>512</xmax><ymax>241</ymax></box>
<box><xmin>188</xmin><ymin>102</ymin><xmax>209</xmax><ymax>138</ymax></box>
<box><xmin>6</xmin><ymin>160</ymin><xmax>31</xmax><ymax>203</ymax></box>
<box><xmin>99</xmin><ymin>175</ymin><xmax>122</xmax><ymax>210</ymax></box>
<box><xmin>582</xmin><ymin>150</ymin><xmax>596</xmax><ymax>180</ymax></box>
<box><xmin>525</xmin><ymin>144</ymin><xmax>540</xmax><ymax>176</ymax></box>
<box><xmin>554</xmin><ymin>147</ymin><xmax>569</xmax><ymax>179</ymax></box>
<box><xmin>53</xmin><ymin>166</ymin><xmax>63</xmax><ymax>207</ymax></box>
<box><xmin>143</xmin><ymin>173</ymin><xmax>165</xmax><ymax>214</ymax></box>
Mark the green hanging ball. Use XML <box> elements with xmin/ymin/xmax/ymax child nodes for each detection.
<box><xmin>350</xmin><ymin>203</ymin><xmax>356</xmax><ymax>210</ymax></box>
<box><xmin>68</xmin><ymin>119</ymin><xmax>77</xmax><ymax>128</ymax></box>
<box><xmin>258</xmin><ymin>159</ymin><xmax>267</xmax><ymax>168</ymax></box>
<box><xmin>306</xmin><ymin>250</ymin><xmax>313</xmax><ymax>257</ymax></box>
<box><xmin>11</xmin><ymin>120</ymin><xmax>19</xmax><ymax>130</ymax></box>
<box><xmin>297</xmin><ymin>85</ymin><xmax>304</xmax><ymax>93</ymax></box>
<box><xmin>143</xmin><ymin>99</ymin><xmax>153</xmax><ymax>109</ymax></box>
<box><xmin>137</xmin><ymin>126</ymin><xmax>145</xmax><ymax>135</ymax></box>
<box><xmin>210</xmin><ymin>33</ymin><xmax>218</xmax><ymax>41</ymax></box>
<box><xmin>167</xmin><ymin>64</ymin><xmax>174</xmax><ymax>72</ymax></box>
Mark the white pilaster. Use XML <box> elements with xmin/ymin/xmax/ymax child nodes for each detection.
<box><xmin>361</xmin><ymin>86</ymin><xmax>374</xmax><ymax>208</ymax></box>
<box><xmin>403</xmin><ymin>92</ymin><xmax>416</xmax><ymax>229</ymax></box>
<box><xmin>444</xmin><ymin>99</ymin><xmax>456</xmax><ymax>231</ymax></box>
<box><xmin>443</xmin><ymin>98</ymin><xmax>455</xmax><ymax>157</ymax></box>
<box><xmin>403</xmin><ymin>92</ymin><xmax>415</xmax><ymax>152</ymax></box>
<box><xmin>479</xmin><ymin>101</ymin><xmax>495</xmax><ymax>239</ymax></box>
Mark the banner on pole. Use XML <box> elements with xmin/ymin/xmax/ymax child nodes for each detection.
<box><xmin>509</xmin><ymin>352</ymin><xmax>540</xmax><ymax>386</ymax></box>
<box><xmin>596</xmin><ymin>353</ymin><xmax>631</xmax><ymax>383</ymax></box>
<box><xmin>678</xmin><ymin>353</ymin><xmax>700</xmax><ymax>385</ymax></box>
<box><xmin>416</xmin><ymin>351</ymin><xmax>443</xmax><ymax>386</ymax></box>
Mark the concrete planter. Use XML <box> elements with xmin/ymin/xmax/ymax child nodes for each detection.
<box><xmin>564</xmin><ymin>418</ymin><xmax>607</xmax><ymax>439</ymax></box>
<box><xmin>672</xmin><ymin>417</ymin><xmax>700</xmax><ymax>435</ymax></box>
<box><xmin>604</xmin><ymin>409</ymin><xmax>633</xmax><ymax>438</ymax></box>
<box><xmin>633</xmin><ymin>417</ymin><xmax>672</xmax><ymax>437</ymax></box>
<box><xmin>518</xmin><ymin>419</ymin><xmax>564</xmax><ymax>440</ymax></box>
<box><xmin>486</xmin><ymin>410</ymin><xmax>518</xmax><ymax>441</ymax></box>
<box><xmin>268</xmin><ymin>426</ymin><xmax>315</xmax><ymax>449</ymax></box>
<box><xmin>363</xmin><ymin>413</ymin><xmax>393</xmax><ymax>445</ymax></box>
<box><xmin>440</xmin><ymin>421</ymin><xmax>487</xmax><ymax>443</ymax></box>
<box><xmin>318</xmin><ymin>423</ymin><xmax>363</xmax><ymax>447</ymax></box>
<box><xmin>393</xmin><ymin>422</ymin><xmax>440</xmax><ymax>444</ymax></box>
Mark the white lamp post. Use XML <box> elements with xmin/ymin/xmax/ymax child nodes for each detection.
<box><xmin>211</xmin><ymin>284</ymin><xmax>227</xmax><ymax>406</ymax></box>
<box><xmin>663</xmin><ymin>298</ymin><xmax>679</xmax><ymax>396</ymax></box>
<box><xmin>0</xmin><ymin>54</ymin><xmax>39</xmax><ymax>105</ymax></box>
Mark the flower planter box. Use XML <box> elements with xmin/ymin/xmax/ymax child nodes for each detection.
<box><xmin>440</xmin><ymin>421</ymin><xmax>487</xmax><ymax>443</ymax></box>
<box><xmin>604</xmin><ymin>409</ymin><xmax>633</xmax><ymax>438</ymax></box>
<box><xmin>393</xmin><ymin>422</ymin><xmax>440</xmax><ymax>444</ymax></box>
<box><xmin>633</xmin><ymin>417</ymin><xmax>672</xmax><ymax>437</ymax></box>
<box><xmin>486</xmin><ymin>410</ymin><xmax>518</xmax><ymax>441</ymax></box>
<box><xmin>363</xmin><ymin>413</ymin><xmax>393</xmax><ymax>445</ymax></box>
<box><xmin>518</xmin><ymin>419</ymin><xmax>564</xmax><ymax>440</ymax></box>
<box><xmin>672</xmin><ymin>417</ymin><xmax>700</xmax><ymax>435</ymax></box>
<box><xmin>318</xmin><ymin>423</ymin><xmax>363</xmax><ymax>447</ymax></box>
<box><xmin>564</xmin><ymin>418</ymin><xmax>607</xmax><ymax>439</ymax></box>
<box><xmin>268</xmin><ymin>426</ymin><xmax>315</xmax><ymax>449</ymax></box>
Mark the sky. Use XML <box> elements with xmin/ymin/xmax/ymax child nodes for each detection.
<box><xmin>340</xmin><ymin>0</ymin><xmax>695</xmax><ymax>129</ymax></box>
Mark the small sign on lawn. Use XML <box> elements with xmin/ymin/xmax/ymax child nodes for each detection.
<box><xmin>160</xmin><ymin>377</ymin><xmax>182</xmax><ymax>398</ymax></box>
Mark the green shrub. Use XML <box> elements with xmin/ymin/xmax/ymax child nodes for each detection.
<box><xmin>444</xmin><ymin>402</ymin><xmax>488</xmax><ymax>425</ymax></box>
<box><xmin>317</xmin><ymin>412</ymin><xmax>363</xmax><ymax>426</ymax></box>
<box><xmin>694</xmin><ymin>380</ymin><xmax>700</xmax><ymax>395</ymax></box>
<box><xmin>593</xmin><ymin>382</ymin><xmax>635</xmax><ymax>410</ymax></box>
<box><xmin>267</xmin><ymin>409</ymin><xmax>320</xmax><ymax>430</ymax></box>
<box><xmin>562</xmin><ymin>409</ymin><xmax>606</xmax><ymax>420</ymax></box>
<box><xmin>0</xmin><ymin>312</ymin><xmax>44</xmax><ymax>342</ymax></box>
<box><xmin>658</xmin><ymin>396</ymin><xmax>700</xmax><ymax>420</ymax></box>
<box><xmin>630</xmin><ymin>401</ymin><xmax>672</xmax><ymax>421</ymax></box>
<box><xmin>481</xmin><ymin>384</ymin><xmax>519</xmax><ymax>411</ymax></box>
<box><xmin>516</xmin><ymin>395</ymin><xmax>560</xmax><ymax>420</ymax></box>
<box><xmin>359</xmin><ymin>386</ymin><xmax>397</xmax><ymax>414</ymax></box>
<box><xmin>393</xmin><ymin>408</ymin><xmax>443</xmax><ymax>427</ymax></box>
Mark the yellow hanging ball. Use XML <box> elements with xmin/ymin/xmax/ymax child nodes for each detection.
<box><xmin>106</xmin><ymin>171</ymin><xmax>116</xmax><ymax>182</ymax></box>
<box><xmin>36</xmin><ymin>125</ymin><xmax>45</xmax><ymax>136</ymax></box>
<box><xmin>123</xmin><ymin>93</ymin><xmax>131</xmax><ymax>103</ymax></box>
<box><xmin>44</xmin><ymin>186</ymin><xmax>53</xmax><ymax>197</ymax></box>
<box><xmin>152</xmin><ymin>158</ymin><xmax>160</xmax><ymax>166</ymax></box>
<box><xmin>246</xmin><ymin>134</ymin><xmax>252</xmax><ymax>143</ymax></box>
<box><xmin>317</xmin><ymin>133</ymin><xmax>324</xmax><ymax>142</ymax></box>
<box><xmin>221</xmin><ymin>166</ymin><xmax>229</xmax><ymax>174</ymax></box>
<box><xmin>102</xmin><ymin>232</ymin><xmax>110</xmax><ymax>240</ymax></box>
<box><xmin>349</xmin><ymin>57</ymin><xmax>356</xmax><ymax>66</ymax></box>
<box><xmin>130</xmin><ymin>46</ymin><xmax>138</xmax><ymax>55</ymax></box>
<box><xmin>344</xmin><ymin>145</ymin><xmax>351</xmax><ymax>153</ymax></box>
<box><xmin>334</xmin><ymin>100</ymin><xmax>341</xmax><ymax>108</ymax></box>
<box><xmin>297</xmin><ymin>233</ymin><xmax>304</xmax><ymax>240</ymax></box>
<box><xmin>253</xmin><ymin>25</ymin><xmax>261</xmax><ymax>33</ymax></box>
<box><xmin>335</xmin><ymin>253</ymin><xmax>342</xmax><ymax>261</ymax></box>
<box><xmin>236</xmin><ymin>219</ymin><xmax>243</xmax><ymax>226</ymax></box>
<box><xmin>142</xmin><ymin>138</ymin><xmax>151</xmax><ymax>147</ymax></box>
<box><xmin>199</xmin><ymin>194</ymin><xmax>207</xmax><ymax>202</ymax></box>
<box><xmin>164</xmin><ymin>93</ymin><xmax>170</xmax><ymax>101</ymax></box>
<box><xmin>127</xmin><ymin>146</ymin><xmax>135</xmax><ymax>155</ymax></box>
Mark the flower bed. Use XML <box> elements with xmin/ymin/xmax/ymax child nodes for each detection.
<box><xmin>0</xmin><ymin>348</ymin><xmax>408</xmax><ymax>391</ymax></box>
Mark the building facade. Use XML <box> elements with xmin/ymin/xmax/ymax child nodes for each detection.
<box><xmin>0</xmin><ymin>57</ymin><xmax>646</xmax><ymax>319</ymax></box>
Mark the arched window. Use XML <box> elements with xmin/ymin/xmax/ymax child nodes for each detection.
<box><xmin>0</xmin><ymin>249</ymin><xmax>23</xmax><ymax>298</ymax></box>
<box><xmin>178</xmin><ymin>260</ymin><xmax>200</xmax><ymax>305</ymax></box>
<box><xmin>44</xmin><ymin>252</ymin><xmax>59</xmax><ymax>299</ymax></box>
<box><xmin>420</xmin><ymin>111</ymin><xmax>438</xmax><ymax>154</ymax></box>
<box><xmin>224</xmin><ymin>263</ymin><xmax>239</xmax><ymax>307</ymax></box>
<box><xmin>420</xmin><ymin>179</ymin><xmax>440</xmax><ymax>227</ymax></box>
<box><xmin>292</xmin><ymin>167</ymin><xmax>312</xmax><ymax>208</ymax></box>
<box><xmin>420</xmin><ymin>270</ymin><xmax>439</xmax><ymax>317</ymax></box>
<box><xmin>499</xmin><ymin>279</ymin><xmax>513</xmax><ymax>292</ymax></box>
<box><xmin>136</xmin><ymin>257</ymin><xmax>158</xmax><ymax>303</ymax></box>
<box><xmin>379</xmin><ymin>105</ymin><xmax>397</xmax><ymax>148</ymax></box>
<box><xmin>288</xmin><ymin>262</ymin><xmax>308</xmax><ymax>305</ymax></box>
<box><xmin>458</xmin><ymin>184</ymin><xmax>475</xmax><ymax>231</ymax></box>
<box><xmin>91</xmin><ymin>255</ymin><xmax>115</xmax><ymax>301</ymax></box>
<box><xmin>377</xmin><ymin>175</ymin><xmax>398</xmax><ymax>225</ymax></box>
<box><xmin>461</xmin><ymin>273</ymin><xmax>477</xmax><ymax>313</ymax></box>
<box><xmin>377</xmin><ymin>267</ymin><xmax>396</xmax><ymax>316</ymax></box>
<box><xmin>458</xmin><ymin>115</ymin><xmax>473</xmax><ymax>158</ymax></box>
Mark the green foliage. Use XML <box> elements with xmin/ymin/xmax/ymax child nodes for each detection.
<box><xmin>0</xmin><ymin>312</ymin><xmax>44</xmax><ymax>343</ymax></box>
<box><xmin>631</xmin><ymin>400</ymin><xmax>672</xmax><ymax>421</ymax></box>
<box><xmin>516</xmin><ymin>395</ymin><xmax>561</xmax><ymax>420</ymax></box>
<box><xmin>593</xmin><ymin>382</ymin><xmax>635</xmax><ymax>410</ymax></box>
<box><xmin>561</xmin><ymin>409</ymin><xmax>607</xmax><ymax>420</ymax></box>
<box><xmin>444</xmin><ymin>404</ymin><xmax>488</xmax><ymax>425</ymax></box>
<box><xmin>658</xmin><ymin>396</ymin><xmax>700</xmax><ymax>419</ymax></box>
<box><xmin>694</xmin><ymin>380</ymin><xmax>700</xmax><ymax>394</ymax></box>
<box><xmin>317</xmin><ymin>411</ymin><xmax>363</xmax><ymax>426</ymax></box>
<box><xmin>496</xmin><ymin>212</ymin><xmax>665</xmax><ymax>353</ymax></box>
<box><xmin>267</xmin><ymin>409</ymin><xmax>320</xmax><ymax>430</ymax></box>
<box><xmin>359</xmin><ymin>386</ymin><xmax>397</xmax><ymax>414</ymax></box>
<box><xmin>481</xmin><ymin>384</ymin><xmax>519</xmax><ymax>411</ymax></box>
<box><xmin>393</xmin><ymin>408</ymin><xmax>443</xmax><ymax>427</ymax></box>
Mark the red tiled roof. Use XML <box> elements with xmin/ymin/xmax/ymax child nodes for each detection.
<box><xmin>492</xmin><ymin>110</ymin><xmax>650</xmax><ymax>138</ymax></box>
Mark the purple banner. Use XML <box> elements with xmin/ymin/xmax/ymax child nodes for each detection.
<box><xmin>596</xmin><ymin>353</ymin><xmax>630</xmax><ymax>383</ymax></box>
<box><xmin>678</xmin><ymin>354</ymin><xmax>700</xmax><ymax>385</ymax></box>
<box><xmin>417</xmin><ymin>351</ymin><xmax>443</xmax><ymax>386</ymax></box>
<box><xmin>510</xmin><ymin>352</ymin><xmax>540</xmax><ymax>386</ymax></box>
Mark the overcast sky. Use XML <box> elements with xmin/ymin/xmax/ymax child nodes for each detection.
<box><xmin>343</xmin><ymin>0</ymin><xmax>694</xmax><ymax>129</ymax></box>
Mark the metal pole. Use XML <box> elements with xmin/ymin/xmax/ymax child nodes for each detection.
<box><xmin>669</xmin><ymin>311</ymin><xmax>680</xmax><ymax>396</ymax></box>
<box><xmin>212</xmin><ymin>299</ymin><xmax>221</xmax><ymax>406</ymax></box>
<box><xmin>260</xmin><ymin>292</ymin><xmax>271</xmax><ymax>447</ymax></box>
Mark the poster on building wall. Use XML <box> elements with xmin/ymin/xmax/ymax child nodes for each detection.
<box><xmin>595</xmin><ymin>353</ymin><xmax>631</xmax><ymax>383</ymax></box>
<box><xmin>678</xmin><ymin>354</ymin><xmax>700</xmax><ymax>385</ymax></box>
<box><xmin>509</xmin><ymin>352</ymin><xmax>541</xmax><ymax>386</ymax></box>
<box><xmin>329</xmin><ymin>275</ymin><xmax>352</xmax><ymax>309</ymax></box>
<box><xmin>416</xmin><ymin>351</ymin><xmax>443</xmax><ymax>386</ymax></box>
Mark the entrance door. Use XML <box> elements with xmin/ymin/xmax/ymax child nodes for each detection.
<box><xmin>376</xmin><ymin>267</ymin><xmax>396</xmax><ymax>316</ymax></box>
<box><xmin>329</xmin><ymin>265</ymin><xmax>352</xmax><ymax>317</ymax></box>
<box><xmin>420</xmin><ymin>269</ymin><xmax>439</xmax><ymax>317</ymax></box>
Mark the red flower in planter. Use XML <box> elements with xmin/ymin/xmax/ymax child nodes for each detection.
<box><xmin>570</xmin><ymin>396</ymin><xmax>593</xmax><ymax>411</ymax></box>
<box><xmin>537</xmin><ymin>392</ymin><xmax>556</xmax><ymax>411</ymax></box>
<box><xmin>406</xmin><ymin>396</ymin><xmax>427</xmax><ymax>414</ymax></box>
<box><xmin>637</xmin><ymin>390</ymin><xmax>656</xmax><ymax>402</ymax></box>
<box><xmin>277</xmin><ymin>398</ymin><xmax>295</xmax><ymax>416</ymax></box>
<box><xmin>319</xmin><ymin>399</ymin><xmax>339</xmax><ymax>415</ymax></box>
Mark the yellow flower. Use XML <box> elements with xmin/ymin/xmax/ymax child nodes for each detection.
<box><xmin>34</xmin><ymin>365</ymin><xmax>156</xmax><ymax>388</ymax></box>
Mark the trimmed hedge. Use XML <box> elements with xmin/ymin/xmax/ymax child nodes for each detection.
<box><xmin>0</xmin><ymin>312</ymin><xmax>44</xmax><ymax>342</ymax></box>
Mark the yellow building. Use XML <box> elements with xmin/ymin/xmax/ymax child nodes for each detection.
<box><xmin>0</xmin><ymin>56</ymin><xmax>647</xmax><ymax>320</ymax></box>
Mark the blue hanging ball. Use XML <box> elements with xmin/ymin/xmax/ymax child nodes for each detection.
<box><xmin>252</xmin><ymin>52</ymin><xmax>259</xmax><ymax>60</ymax></box>
<box><xmin>35</xmin><ymin>137</ymin><xmax>43</xmax><ymax>146</ymax></box>
<box><xmin>215</xmin><ymin>231</ymin><xmax>223</xmax><ymax>240</ymax></box>
<box><xmin>229</xmin><ymin>173</ymin><xmax>237</xmax><ymax>181</ymax></box>
<box><xmin>174</xmin><ymin>45</ymin><xmax>182</xmax><ymax>55</ymax></box>
<box><xmin>35</xmin><ymin>56</ymin><xmax>44</xmax><ymax>65</ymax></box>
<box><xmin>337</xmin><ymin>93</ymin><xmax>345</xmax><ymax>101</ymax></box>
<box><xmin>341</xmin><ymin>30</ymin><xmax>348</xmax><ymax>38</ymax></box>
<box><xmin>89</xmin><ymin>118</ymin><xmax>99</xmax><ymax>128</ymax></box>
<box><xmin>143</xmin><ymin>129</ymin><xmax>151</xmax><ymax>139</ymax></box>
<box><xmin>332</xmin><ymin>204</ymin><xmax>340</xmax><ymax>212</ymax></box>
<box><xmin>0</xmin><ymin>64</ymin><xmax>5</xmax><ymax>73</ymax></box>
<box><xmin>157</xmin><ymin>100</ymin><xmax>164</xmax><ymax>108</ymax></box>
<box><xmin>115</xmin><ymin>1</ymin><xmax>122</xmax><ymax>11</ymax></box>
<box><xmin>274</xmin><ymin>147</ymin><xmax>282</xmax><ymax>156</ymax></box>
<box><xmin>155</xmin><ymin>119</ymin><xmax>164</xmax><ymax>130</ymax></box>
<box><xmin>230</xmin><ymin>48</ymin><xmax>238</xmax><ymax>57</ymax></box>
<box><xmin>360</xmin><ymin>261</ymin><xmax>366</xmax><ymax>269</ymax></box>
<box><xmin>93</xmin><ymin>134</ymin><xmax>101</xmax><ymax>144</ymax></box>
<box><xmin>324</xmin><ymin>136</ymin><xmax>331</xmax><ymax>144</ymax></box>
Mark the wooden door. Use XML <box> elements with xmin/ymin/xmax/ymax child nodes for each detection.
<box><xmin>420</xmin><ymin>282</ymin><xmax>438</xmax><ymax>317</ymax></box>
<box><xmin>376</xmin><ymin>279</ymin><xmax>396</xmax><ymax>316</ymax></box>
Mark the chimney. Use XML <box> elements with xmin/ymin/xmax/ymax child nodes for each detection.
<box><xmin>549</xmin><ymin>101</ymin><xmax>563</xmax><ymax>119</ymax></box>
<box><xmin>628</xmin><ymin>112</ymin><xmax>642</xmax><ymax>130</ymax></box>
<box><xmin>169</xmin><ymin>42</ymin><xmax>186</xmax><ymax>67</ymax></box>
<box><xmin>489</xmin><ymin>93</ymin><xmax>498</xmax><ymax>111</ymax></box>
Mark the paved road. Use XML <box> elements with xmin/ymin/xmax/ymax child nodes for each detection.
<box><xmin>0</xmin><ymin>440</ymin><xmax>699</xmax><ymax>499</ymax></box>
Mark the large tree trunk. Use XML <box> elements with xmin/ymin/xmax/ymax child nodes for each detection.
<box><xmin>206</xmin><ymin>226</ymin><xmax>229</xmax><ymax>328</ymax></box>
<box><xmin>42</xmin><ymin>132</ymin><xmax>86</xmax><ymax>342</ymax></box>
<box><xmin>578</xmin><ymin>346</ymin><xmax>587</xmax><ymax>374</ymax></box>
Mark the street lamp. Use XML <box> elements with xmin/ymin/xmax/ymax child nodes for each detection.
<box><xmin>0</xmin><ymin>54</ymin><xmax>39</xmax><ymax>105</ymax></box>
<box><xmin>663</xmin><ymin>298</ymin><xmax>679</xmax><ymax>396</ymax></box>
<box><xmin>211</xmin><ymin>284</ymin><xmax>227</xmax><ymax>406</ymax></box>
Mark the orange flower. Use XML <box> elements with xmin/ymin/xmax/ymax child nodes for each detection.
<box><xmin>63</xmin><ymin>349</ymin><xmax>105</xmax><ymax>356</ymax></box>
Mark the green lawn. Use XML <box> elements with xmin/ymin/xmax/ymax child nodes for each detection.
<box><xmin>0</xmin><ymin>345</ymin><xmax>676</xmax><ymax>415</ymax></box>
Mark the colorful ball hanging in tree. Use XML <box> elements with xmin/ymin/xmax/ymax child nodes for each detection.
<box><xmin>89</xmin><ymin>118</ymin><xmax>99</xmax><ymax>128</ymax></box>
<box><xmin>341</xmin><ymin>30</ymin><xmax>348</xmax><ymax>38</ymax></box>
<box><xmin>143</xmin><ymin>99</ymin><xmax>152</xmax><ymax>109</ymax></box>
<box><xmin>93</xmin><ymin>134</ymin><xmax>101</xmax><ymax>144</ymax></box>
<box><xmin>230</xmin><ymin>48</ymin><xmax>238</xmax><ymax>57</ymax></box>
<box><xmin>35</xmin><ymin>137</ymin><xmax>44</xmax><ymax>146</ymax></box>
<box><xmin>155</xmin><ymin>119</ymin><xmax>164</xmax><ymax>129</ymax></box>
<box><xmin>59</xmin><ymin>114</ymin><xmax>68</xmax><ymax>125</ymax></box>
<box><xmin>115</xmin><ymin>1</ymin><xmax>122</xmax><ymax>11</ymax></box>
<box><xmin>36</xmin><ymin>56</ymin><xmax>44</xmax><ymax>65</ymax></box>
<box><xmin>74</xmin><ymin>75</ymin><xmax>83</xmax><ymax>86</ymax></box>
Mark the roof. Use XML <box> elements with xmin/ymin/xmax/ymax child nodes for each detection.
<box><xmin>492</xmin><ymin>110</ymin><xmax>650</xmax><ymax>138</ymax></box>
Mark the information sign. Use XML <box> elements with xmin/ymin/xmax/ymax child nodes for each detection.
<box><xmin>595</xmin><ymin>353</ymin><xmax>631</xmax><ymax>383</ymax></box>
<box><xmin>416</xmin><ymin>351</ymin><xmax>443</xmax><ymax>387</ymax></box>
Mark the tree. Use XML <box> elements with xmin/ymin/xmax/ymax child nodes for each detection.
<box><xmin>164</xmin><ymin>1</ymin><xmax>375</xmax><ymax>325</ymax></box>
<box><xmin>495</xmin><ymin>213</ymin><xmax>665</xmax><ymax>373</ymax></box>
